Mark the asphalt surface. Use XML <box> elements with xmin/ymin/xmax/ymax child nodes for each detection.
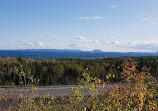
<box><xmin>0</xmin><ymin>84</ymin><xmax>115</xmax><ymax>98</ymax></box>
<box><xmin>0</xmin><ymin>86</ymin><xmax>77</xmax><ymax>98</ymax></box>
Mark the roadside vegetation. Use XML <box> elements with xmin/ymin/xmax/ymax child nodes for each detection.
<box><xmin>0</xmin><ymin>57</ymin><xmax>157</xmax><ymax>110</ymax></box>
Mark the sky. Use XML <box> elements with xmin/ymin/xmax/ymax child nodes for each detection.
<box><xmin>0</xmin><ymin>0</ymin><xmax>158</xmax><ymax>52</ymax></box>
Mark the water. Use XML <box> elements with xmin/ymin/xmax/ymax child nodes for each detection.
<box><xmin>0</xmin><ymin>50</ymin><xmax>157</xmax><ymax>59</ymax></box>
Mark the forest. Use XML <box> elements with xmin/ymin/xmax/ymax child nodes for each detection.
<box><xmin>0</xmin><ymin>56</ymin><xmax>158</xmax><ymax>86</ymax></box>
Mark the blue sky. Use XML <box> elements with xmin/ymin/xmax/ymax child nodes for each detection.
<box><xmin>0</xmin><ymin>0</ymin><xmax>158</xmax><ymax>52</ymax></box>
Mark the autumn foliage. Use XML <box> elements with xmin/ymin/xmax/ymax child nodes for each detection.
<box><xmin>101</xmin><ymin>58</ymin><xmax>158</xmax><ymax>110</ymax></box>
<box><xmin>0</xmin><ymin>58</ymin><xmax>157</xmax><ymax>110</ymax></box>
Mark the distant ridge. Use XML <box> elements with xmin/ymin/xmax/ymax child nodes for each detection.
<box><xmin>0</xmin><ymin>49</ymin><xmax>157</xmax><ymax>59</ymax></box>
<box><xmin>92</xmin><ymin>50</ymin><xmax>102</xmax><ymax>52</ymax></box>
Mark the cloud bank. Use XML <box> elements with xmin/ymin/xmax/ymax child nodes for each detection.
<box><xmin>78</xmin><ymin>16</ymin><xmax>103</xmax><ymax>20</ymax></box>
<box><xmin>69</xmin><ymin>36</ymin><xmax>158</xmax><ymax>52</ymax></box>
<box><xmin>15</xmin><ymin>34</ymin><xmax>158</xmax><ymax>52</ymax></box>
<box><xmin>19</xmin><ymin>40</ymin><xmax>46</xmax><ymax>49</ymax></box>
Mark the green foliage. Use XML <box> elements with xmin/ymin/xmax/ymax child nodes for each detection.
<box><xmin>14</xmin><ymin>64</ymin><xmax>39</xmax><ymax>87</ymax></box>
<box><xmin>0</xmin><ymin>57</ymin><xmax>158</xmax><ymax>85</ymax></box>
<box><xmin>0</xmin><ymin>57</ymin><xmax>157</xmax><ymax>110</ymax></box>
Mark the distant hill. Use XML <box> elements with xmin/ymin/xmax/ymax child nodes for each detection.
<box><xmin>0</xmin><ymin>49</ymin><xmax>157</xmax><ymax>59</ymax></box>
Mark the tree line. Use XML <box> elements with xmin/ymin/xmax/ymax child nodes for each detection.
<box><xmin>0</xmin><ymin>56</ymin><xmax>157</xmax><ymax>85</ymax></box>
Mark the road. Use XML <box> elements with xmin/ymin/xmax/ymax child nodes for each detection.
<box><xmin>0</xmin><ymin>86</ymin><xmax>78</xmax><ymax>98</ymax></box>
<box><xmin>0</xmin><ymin>84</ymin><xmax>115</xmax><ymax>98</ymax></box>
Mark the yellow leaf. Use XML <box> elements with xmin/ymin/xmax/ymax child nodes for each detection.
<box><xmin>19</xmin><ymin>94</ymin><xmax>23</xmax><ymax>98</ymax></box>
<box><xmin>106</xmin><ymin>75</ymin><xmax>109</xmax><ymax>79</ymax></box>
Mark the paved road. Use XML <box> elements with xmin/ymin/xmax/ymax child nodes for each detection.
<box><xmin>0</xmin><ymin>84</ymin><xmax>115</xmax><ymax>98</ymax></box>
<box><xmin>1</xmin><ymin>86</ymin><xmax>78</xmax><ymax>98</ymax></box>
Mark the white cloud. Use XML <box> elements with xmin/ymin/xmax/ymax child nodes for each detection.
<box><xmin>75</xmin><ymin>36</ymin><xmax>85</xmax><ymax>40</ymax></box>
<box><xmin>92</xmin><ymin>16</ymin><xmax>103</xmax><ymax>20</ymax></box>
<box><xmin>70</xmin><ymin>39</ymin><xmax>158</xmax><ymax>52</ymax></box>
<box><xmin>138</xmin><ymin>17</ymin><xmax>157</xmax><ymax>25</ymax></box>
<box><xmin>103</xmin><ymin>41</ymin><xmax>158</xmax><ymax>52</ymax></box>
<box><xmin>19</xmin><ymin>40</ymin><xmax>46</xmax><ymax>49</ymax></box>
<box><xmin>32</xmin><ymin>33</ymin><xmax>37</xmax><ymax>36</ymax></box>
<box><xmin>19</xmin><ymin>34</ymin><xmax>158</xmax><ymax>52</ymax></box>
<box><xmin>68</xmin><ymin>43</ymin><xmax>81</xmax><ymax>50</ymax></box>
<box><xmin>111</xmin><ymin>4</ymin><xmax>118</xmax><ymax>8</ymax></box>
<box><xmin>35</xmin><ymin>41</ymin><xmax>45</xmax><ymax>46</ymax></box>
<box><xmin>78</xmin><ymin>16</ymin><xmax>89</xmax><ymax>20</ymax></box>
<box><xmin>139</xmin><ymin>18</ymin><xmax>148</xmax><ymax>21</ymax></box>
<box><xmin>74</xmin><ymin>36</ymin><xmax>100</xmax><ymax>44</ymax></box>
<box><xmin>110</xmin><ymin>41</ymin><xmax>120</xmax><ymax>45</ymax></box>
<box><xmin>78</xmin><ymin>16</ymin><xmax>103</xmax><ymax>20</ymax></box>
<box><xmin>92</xmin><ymin>39</ymin><xmax>99</xmax><ymax>44</ymax></box>
<box><xmin>19</xmin><ymin>37</ymin><xmax>155</xmax><ymax>52</ymax></box>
